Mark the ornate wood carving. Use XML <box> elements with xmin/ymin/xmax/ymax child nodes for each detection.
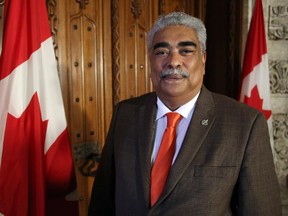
<box><xmin>112</xmin><ymin>0</ymin><xmax>121</xmax><ymax>105</ymax></box>
<box><xmin>46</xmin><ymin>0</ymin><xmax>59</xmax><ymax>61</ymax></box>
<box><xmin>158</xmin><ymin>0</ymin><xmax>206</xmax><ymax>19</ymax></box>
<box><xmin>131</xmin><ymin>0</ymin><xmax>142</xmax><ymax>19</ymax></box>
<box><xmin>159</xmin><ymin>0</ymin><xmax>165</xmax><ymax>14</ymax></box>
<box><xmin>111</xmin><ymin>0</ymin><xmax>154</xmax><ymax>103</ymax></box>
<box><xmin>74</xmin><ymin>141</ymin><xmax>101</xmax><ymax>176</ymax></box>
<box><xmin>76</xmin><ymin>0</ymin><xmax>89</xmax><ymax>9</ymax></box>
<box><xmin>159</xmin><ymin>0</ymin><xmax>187</xmax><ymax>14</ymax></box>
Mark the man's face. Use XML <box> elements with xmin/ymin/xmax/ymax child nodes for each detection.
<box><xmin>149</xmin><ymin>25</ymin><xmax>206</xmax><ymax>104</ymax></box>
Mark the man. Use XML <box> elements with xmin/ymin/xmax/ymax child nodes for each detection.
<box><xmin>88</xmin><ymin>12</ymin><xmax>282</xmax><ymax>215</ymax></box>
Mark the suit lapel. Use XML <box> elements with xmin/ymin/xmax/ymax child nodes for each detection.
<box><xmin>155</xmin><ymin>87</ymin><xmax>216</xmax><ymax>206</ymax></box>
<box><xmin>136</xmin><ymin>93</ymin><xmax>157</xmax><ymax>205</ymax></box>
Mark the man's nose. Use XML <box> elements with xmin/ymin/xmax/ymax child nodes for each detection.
<box><xmin>168</xmin><ymin>52</ymin><xmax>182</xmax><ymax>68</ymax></box>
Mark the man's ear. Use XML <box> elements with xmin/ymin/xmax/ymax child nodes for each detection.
<box><xmin>202</xmin><ymin>52</ymin><xmax>206</xmax><ymax>74</ymax></box>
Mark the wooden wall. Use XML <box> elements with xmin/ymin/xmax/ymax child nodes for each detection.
<box><xmin>47</xmin><ymin>1</ymin><xmax>112</xmax><ymax>215</ymax></box>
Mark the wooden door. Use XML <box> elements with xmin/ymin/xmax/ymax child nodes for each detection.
<box><xmin>47</xmin><ymin>0</ymin><xmax>112</xmax><ymax>215</ymax></box>
<box><xmin>111</xmin><ymin>0</ymin><xmax>157</xmax><ymax>104</ymax></box>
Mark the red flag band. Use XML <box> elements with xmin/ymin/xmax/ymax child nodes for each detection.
<box><xmin>0</xmin><ymin>0</ymin><xmax>78</xmax><ymax>215</ymax></box>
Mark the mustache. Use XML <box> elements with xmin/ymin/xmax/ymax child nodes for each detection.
<box><xmin>160</xmin><ymin>68</ymin><xmax>190</xmax><ymax>79</ymax></box>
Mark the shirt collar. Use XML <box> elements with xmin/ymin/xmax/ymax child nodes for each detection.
<box><xmin>156</xmin><ymin>91</ymin><xmax>200</xmax><ymax>120</ymax></box>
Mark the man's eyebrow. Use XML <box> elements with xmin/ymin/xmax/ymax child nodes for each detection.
<box><xmin>178</xmin><ymin>41</ymin><xmax>197</xmax><ymax>47</ymax></box>
<box><xmin>153</xmin><ymin>41</ymin><xmax>197</xmax><ymax>50</ymax></box>
<box><xmin>153</xmin><ymin>42</ymin><xmax>170</xmax><ymax>50</ymax></box>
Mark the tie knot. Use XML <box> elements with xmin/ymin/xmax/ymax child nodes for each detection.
<box><xmin>166</xmin><ymin>112</ymin><xmax>182</xmax><ymax>128</ymax></box>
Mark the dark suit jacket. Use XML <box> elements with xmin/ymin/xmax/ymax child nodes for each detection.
<box><xmin>89</xmin><ymin>86</ymin><xmax>282</xmax><ymax>216</ymax></box>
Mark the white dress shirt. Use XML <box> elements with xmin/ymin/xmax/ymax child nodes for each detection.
<box><xmin>151</xmin><ymin>92</ymin><xmax>200</xmax><ymax>165</ymax></box>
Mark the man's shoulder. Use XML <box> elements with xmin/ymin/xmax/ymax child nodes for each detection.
<box><xmin>118</xmin><ymin>92</ymin><xmax>157</xmax><ymax>106</ymax></box>
<box><xmin>198</xmin><ymin>87</ymin><xmax>261</xmax><ymax>116</ymax></box>
<box><xmin>209</xmin><ymin>90</ymin><xmax>263</xmax><ymax>116</ymax></box>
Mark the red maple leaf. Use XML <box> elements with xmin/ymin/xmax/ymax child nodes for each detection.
<box><xmin>244</xmin><ymin>85</ymin><xmax>272</xmax><ymax>120</ymax></box>
<box><xmin>0</xmin><ymin>93</ymin><xmax>78</xmax><ymax>216</ymax></box>
<box><xmin>0</xmin><ymin>93</ymin><xmax>48</xmax><ymax>216</ymax></box>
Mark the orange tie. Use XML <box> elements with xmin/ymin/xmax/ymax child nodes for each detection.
<box><xmin>150</xmin><ymin>112</ymin><xmax>182</xmax><ymax>206</ymax></box>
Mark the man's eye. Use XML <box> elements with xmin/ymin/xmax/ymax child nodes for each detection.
<box><xmin>155</xmin><ymin>50</ymin><xmax>167</xmax><ymax>56</ymax></box>
<box><xmin>180</xmin><ymin>49</ymin><xmax>194</xmax><ymax>55</ymax></box>
<box><xmin>155</xmin><ymin>51</ymin><xmax>165</xmax><ymax>55</ymax></box>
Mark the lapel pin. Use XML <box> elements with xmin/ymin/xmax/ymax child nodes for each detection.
<box><xmin>201</xmin><ymin>119</ymin><xmax>208</xmax><ymax>126</ymax></box>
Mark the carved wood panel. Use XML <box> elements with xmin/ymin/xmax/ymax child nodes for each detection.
<box><xmin>159</xmin><ymin>0</ymin><xmax>206</xmax><ymax>19</ymax></box>
<box><xmin>47</xmin><ymin>0</ymin><xmax>112</xmax><ymax>215</ymax></box>
<box><xmin>112</xmin><ymin>0</ymin><xmax>158</xmax><ymax>104</ymax></box>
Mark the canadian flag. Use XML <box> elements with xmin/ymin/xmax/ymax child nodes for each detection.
<box><xmin>239</xmin><ymin>0</ymin><xmax>272</xmax><ymax>121</ymax></box>
<box><xmin>0</xmin><ymin>0</ymin><xmax>77</xmax><ymax>216</ymax></box>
